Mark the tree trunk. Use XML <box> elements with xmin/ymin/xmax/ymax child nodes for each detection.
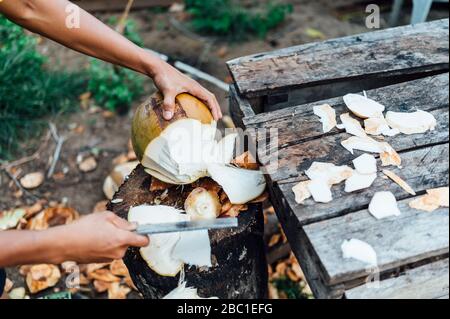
<box><xmin>108</xmin><ymin>165</ymin><xmax>268</xmax><ymax>299</ymax></box>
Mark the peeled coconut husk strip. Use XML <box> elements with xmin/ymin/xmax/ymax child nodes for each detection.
<box><xmin>103</xmin><ymin>161</ymin><xmax>139</xmax><ymax>199</ymax></box>
<box><xmin>343</xmin><ymin>93</ymin><xmax>385</xmax><ymax>119</ymax></box>
<box><xmin>184</xmin><ymin>187</ymin><xmax>221</xmax><ymax>221</ymax></box>
<box><xmin>382</xmin><ymin>169</ymin><xmax>416</xmax><ymax>195</ymax></box>
<box><xmin>313</xmin><ymin>103</ymin><xmax>337</xmax><ymax>133</ymax></box>
<box><xmin>409</xmin><ymin>187</ymin><xmax>449</xmax><ymax>212</ymax></box>
<box><xmin>341</xmin><ymin>239</ymin><xmax>377</xmax><ymax>266</ymax></box>
<box><xmin>132</xmin><ymin>92</ymin><xmax>214</xmax><ymax>162</ymax></box>
<box><xmin>385</xmin><ymin>110</ymin><xmax>437</xmax><ymax>135</ymax></box>
<box><xmin>207</xmin><ymin>164</ymin><xmax>266</xmax><ymax>204</ymax></box>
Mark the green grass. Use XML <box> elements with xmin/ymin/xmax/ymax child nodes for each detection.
<box><xmin>0</xmin><ymin>15</ymin><xmax>86</xmax><ymax>160</ymax></box>
<box><xmin>185</xmin><ymin>0</ymin><xmax>293</xmax><ymax>40</ymax></box>
<box><xmin>272</xmin><ymin>277</ymin><xmax>311</xmax><ymax>299</ymax></box>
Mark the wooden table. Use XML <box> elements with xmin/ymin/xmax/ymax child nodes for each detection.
<box><xmin>227</xmin><ymin>19</ymin><xmax>449</xmax><ymax>299</ymax></box>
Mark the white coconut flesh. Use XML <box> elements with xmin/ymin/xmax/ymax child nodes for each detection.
<box><xmin>341</xmin><ymin>136</ymin><xmax>386</xmax><ymax>154</ymax></box>
<box><xmin>313</xmin><ymin>104</ymin><xmax>337</xmax><ymax>133</ymax></box>
<box><xmin>185</xmin><ymin>187</ymin><xmax>221</xmax><ymax>221</ymax></box>
<box><xmin>345</xmin><ymin>172</ymin><xmax>377</xmax><ymax>193</ymax></box>
<box><xmin>364</xmin><ymin>117</ymin><xmax>399</xmax><ymax>137</ymax></box>
<box><xmin>292</xmin><ymin>181</ymin><xmax>312</xmax><ymax>204</ymax></box>
<box><xmin>368</xmin><ymin>191</ymin><xmax>401</xmax><ymax>219</ymax></box>
<box><xmin>343</xmin><ymin>93</ymin><xmax>385</xmax><ymax>119</ymax></box>
<box><xmin>128</xmin><ymin>205</ymin><xmax>212</xmax><ymax>277</ymax></box>
<box><xmin>307</xmin><ymin>179</ymin><xmax>333</xmax><ymax>203</ymax></box>
<box><xmin>341</xmin><ymin>239</ymin><xmax>377</xmax><ymax>266</ymax></box>
<box><xmin>352</xmin><ymin>154</ymin><xmax>377</xmax><ymax>175</ymax></box>
<box><xmin>207</xmin><ymin>164</ymin><xmax>266</xmax><ymax>204</ymax></box>
<box><xmin>385</xmin><ymin>110</ymin><xmax>437</xmax><ymax>135</ymax></box>
<box><xmin>339</xmin><ymin>113</ymin><xmax>366</xmax><ymax>137</ymax></box>
<box><xmin>163</xmin><ymin>281</ymin><xmax>218</xmax><ymax>299</ymax></box>
<box><xmin>305</xmin><ymin>162</ymin><xmax>353</xmax><ymax>186</ymax></box>
<box><xmin>103</xmin><ymin>161</ymin><xmax>139</xmax><ymax>199</ymax></box>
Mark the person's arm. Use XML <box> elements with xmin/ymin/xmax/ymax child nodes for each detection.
<box><xmin>0</xmin><ymin>0</ymin><xmax>222</xmax><ymax>121</ymax></box>
<box><xmin>0</xmin><ymin>212</ymin><xmax>149</xmax><ymax>267</ymax></box>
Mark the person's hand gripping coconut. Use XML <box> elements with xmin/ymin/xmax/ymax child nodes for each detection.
<box><xmin>0</xmin><ymin>0</ymin><xmax>222</xmax><ymax>296</ymax></box>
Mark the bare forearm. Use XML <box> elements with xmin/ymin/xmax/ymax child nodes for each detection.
<box><xmin>0</xmin><ymin>228</ymin><xmax>67</xmax><ymax>267</ymax></box>
<box><xmin>0</xmin><ymin>0</ymin><xmax>161</xmax><ymax>76</ymax></box>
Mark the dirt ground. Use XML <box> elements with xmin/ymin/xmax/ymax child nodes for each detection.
<box><xmin>1</xmin><ymin>0</ymin><xmax>448</xmax><ymax>299</ymax></box>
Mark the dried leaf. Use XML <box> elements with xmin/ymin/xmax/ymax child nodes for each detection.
<box><xmin>79</xmin><ymin>156</ymin><xmax>97</xmax><ymax>172</ymax></box>
<box><xmin>93</xmin><ymin>280</ymin><xmax>111</xmax><ymax>293</ymax></box>
<box><xmin>85</xmin><ymin>263</ymin><xmax>109</xmax><ymax>275</ymax></box>
<box><xmin>107</xmin><ymin>282</ymin><xmax>131</xmax><ymax>299</ymax></box>
<box><xmin>382</xmin><ymin>170</ymin><xmax>416</xmax><ymax>195</ymax></box>
<box><xmin>20</xmin><ymin>172</ymin><xmax>44</xmax><ymax>189</ymax></box>
<box><xmin>110</xmin><ymin>259</ymin><xmax>129</xmax><ymax>277</ymax></box>
<box><xmin>87</xmin><ymin>269</ymin><xmax>121</xmax><ymax>283</ymax></box>
<box><xmin>27</xmin><ymin>206</ymin><xmax>78</xmax><ymax>230</ymax></box>
<box><xmin>26</xmin><ymin>264</ymin><xmax>61</xmax><ymax>294</ymax></box>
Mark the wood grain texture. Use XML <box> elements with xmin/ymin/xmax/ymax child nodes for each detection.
<box><xmin>227</xmin><ymin>19</ymin><xmax>449</xmax><ymax>98</ymax></box>
<box><xmin>279</xmin><ymin>143</ymin><xmax>449</xmax><ymax>225</ymax></box>
<box><xmin>303</xmin><ymin>197</ymin><xmax>449</xmax><ymax>286</ymax></box>
<box><xmin>345</xmin><ymin>258</ymin><xmax>449</xmax><ymax>299</ymax></box>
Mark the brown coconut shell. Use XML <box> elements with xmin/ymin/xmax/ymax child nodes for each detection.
<box><xmin>131</xmin><ymin>92</ymin><xmax>214</xmax><ymax>161</ymax></box>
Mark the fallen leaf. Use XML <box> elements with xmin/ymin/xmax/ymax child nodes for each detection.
<box><xmin>107</xmin><ymin>282</ymin><xmax>131</xmax><ymax>299</ymax></box>
<box><xmin>19</xmin><ymin>265</ymin><xmax>31</xmax><ymax>276</ymax></box>
<box><xmin>26</xmin><ymin>264</ymin><xmax>61</xmax><ymax>294</ymax></box>
<box><xmin>110</xmin><ymin>260</ymin><xmax>129</xmax><ymax>277</ymax></box>
<box><xmin>305</xmin><ymin>27</ymin><xmax>325</xmax><ymax>39</ymax></box>
<box><xmin>85</xmin><ymin>263</ymin><xmax>110</xmax><ymax>276</ymax></box>
<box><xmin>27</xmin><ymin>206</ymin><xmax>78</xmax><ymax>230</ymax></box>
<box><xmin>79</xmin><ymin>156</ymin><xmax>97</xmax><ymax>172</ymax></box>
<box><xmin>382</xmin><ymin>169</ymin><xmax>416</xmax><ymax>195</ymax></box>
<box><xmin>20</xmin><ymin>172</ymin><xmax>44</xmax><ymax>189</ymax></box>
<box><xmin>93</xmin><ymin>280</ymin><xmax>111</xmax><ymax>293</ymax></box>
<box><xmin>0</xmin><ymin>208</ymin><xmax>26</xmax><ymax>230</ymax></box>
<box><xmin>87</xmin><ymin>269</ymin><xmax>121</xmax><ymax>283</ymax></box>
<box><xmin>79</xmin><ymin>92</ymin><xmax>91</xmax><ymax>110</ymax></box>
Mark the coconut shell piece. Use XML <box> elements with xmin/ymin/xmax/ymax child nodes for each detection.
<box><xmin>26</xmin><ymin>206</ymin><xmax>78</xmax><ymax>230</ymax></box>
<box><xmin>382</xmin><ymin>170</ymin><xmax>416</xmax><ymax>195</ymax></box>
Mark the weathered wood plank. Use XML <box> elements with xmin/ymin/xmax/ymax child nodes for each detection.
<box><xmin>229</xmin><ymin>84</ymin><xmax>256</xmax><ymax>130</ymax></box>
<box><xmin>345</xmin><ymin>258</ymin><xmax>449</xmax><ymax>299</ymax></box>
<box><xmin>279</xmin><ymin>143</ymin><xmax>449</xmax><ymax>225</ymax></box>
<box><xmin>303</xmin><ymin>196</ymin><xmax>449</xmax><ymax>286</ymax></box>
<box><xmin>73</xmin><ymin>0</ymin><xmax>173</xmax><ymax>12</ymax></box>
<box><xmin>227</xmin><ymin>19</ymin><xmax>449</xmax><ymax>99</ymax></box>
<box><xmin>263</xmin><ymin>107</ymin><xmax>449</xmax><ymax>184</ymax></box>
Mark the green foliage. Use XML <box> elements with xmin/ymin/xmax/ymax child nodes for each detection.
<box><xmin>0</xmin><ymin>15</ymin><xmax>85</xmax><ymax>160</ymax></box>
<box><xmin>87</xmin><ymin>18</ymin><xmax>144</xmax><ymax>113</ymax></box>
<box><xmin>272</xmin><ymin>278</ymin><xmax>310</xmax><ymax>299</ymax></box>
<box><xmin>185</xmin><ymin>0</ymin><xmax>293</xmax><ymax>40</ymax></box>
<box><xmin>87</xmin><ymin>60</ymin><xmax>144</xmax><ymax>113</ymax></box>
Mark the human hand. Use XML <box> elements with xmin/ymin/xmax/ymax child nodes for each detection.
<box><xmin>150</xmin><ymin>61</ymin><xmax>223</xmax><ymax>121</ymax></box>
<box><xmin>56</xmin><ymin>212</ymin><xmax>149</xmax><ymax>264</ymax></box>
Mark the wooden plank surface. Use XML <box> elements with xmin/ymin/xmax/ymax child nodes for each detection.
<box><xmin>227</xmin><ymin>19</ymin><xmax>449</xmax><ymax>99</ymax></box>
<box><xmin>279</xmin><ymin>143</ymin><xmax>449</xmax><ymax>225</ymax></box>
<box><xmin>73</xmin><ymin>0</ymin><xmax>173</xmax><ymax>12</ymax></box>
<box><xmin>345</xmin><ymin>258</ymin><xmax>449</xmax><ymax>299</ymax></box>
<box><xmin>250</xmin><ymin>73</ymin><xmax>449</xmax><ymax>184</ymax></box>
<box><xmin>303</xmin><ymin>196</ymin><xmax>449</xmax><ymax>286</ymax></box>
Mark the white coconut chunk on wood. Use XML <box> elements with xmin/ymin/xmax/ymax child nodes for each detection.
<box><xmin>292</xmin><ymin>180</ymin><xmax>312</xmax><ymax>204</ymax></box>
<box><xmin>382</xmin><ymin>169</ymin><xmax>416</xmax><ymax>196</ymax></box>
<box><xmin>343</xmin><ymin>94</ymin><xmax>385</xmax><ymax>119</ymax></box>
<box><xmin>163</xmin><ymin>281</ymin><xmax>218</xmax><ymax>299</ymax></box>
<box><xmin>386</xmin><ymin>110</ymin><xmax>437</xmax><ymax>135</ymax></box>
<box><xmin>307</xmin><ymin>179</ymin><xmax>333</xmax><ymax>203</ymax></box>
<box><xmin>313</xmin><ymin>104</ymin><xmax>337</xmax><ymax>133</ymax></box>
<box><xmin>379</xmin><ymin>142</ymin><xmax>402</xmax><ymax>167</ymax></box>
<box><xmin>339</xmin><ymin>113</ymin><xmax>367</xmax><ymax>137</ymax></box>
<box><xmin>364</xmin><ymin>117</ymin><xmax>400</xmax><ymax>137</ymax></box>
<box><xmin>341</xmin><ymin>239</ymin><xmax>378</xmax><ymax>266</ymax></box>
<box><xmin>345</xmin><ymin>172</ymin><xmax>377</xmax><ymax>193</ymax></box>
<box><xmin>305</xmin><ymin>162</ymin><xmax>353</xmax><ymax>186</ymax></box>
<box><xmin>172</xmin><ymin>230</ymin><xmax>212</xmax><ymax>267</ymax></box>
<box><xmin>368</xmin><ymin>191</ymin><xmax>401</xmax><ymax>219</ymax></box>
<box><xmin>352</xmin><ymin>154</ymin><xmax>377</xmax><ymax>175</ymax></box>
<box><xmin>341</xmin><ymin>136</ymin><xmax>385</xmax><ymax>154</ymax></box>
<box><xmin>207</xmin><ymin>164</ymin><xmax>266</xmax><ymax>204</ymax></box>
<box><xmin>128</xmin><ymin>205</ymin><xmax>213</xmax><ymax>277</ymax></box>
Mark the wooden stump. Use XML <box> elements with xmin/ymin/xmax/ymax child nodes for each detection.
<box><xmin>108</xmin><ymin>165</ymin><xmax>268</xmax><ymax>299</ymax></box>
